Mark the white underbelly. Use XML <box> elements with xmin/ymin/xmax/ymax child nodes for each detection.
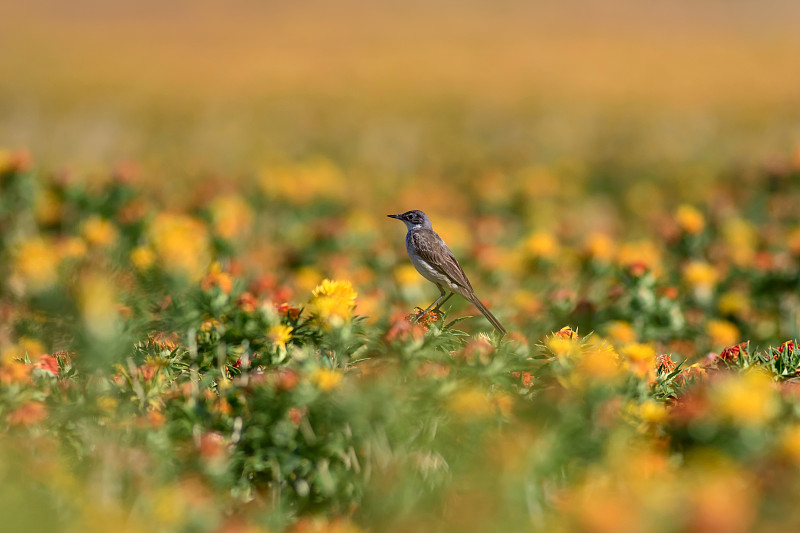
<box><xmin>408</xmin><ymin>249</ymin><xmax>459</xmax><ymax>291</ymax></box>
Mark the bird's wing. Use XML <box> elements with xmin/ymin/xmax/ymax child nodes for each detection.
<box><xmin>410</xmin><ymin>229</ymin><xmax>474</xmax><ymax>292</ymax></box>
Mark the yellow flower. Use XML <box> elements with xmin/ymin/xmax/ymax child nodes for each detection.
<box><xmin>209</xmin><ymin>194</ymin><xmax>253</xmax><ymax>240</ymax></box>
<box><xmin>447</xmin><ymin>387</ymin><xmax>494</xmax><ymax>417</ymax></box>
<box><xmin>492</xmin><ymin>392</ymin><xmax>514</xmax><ymax>417</ymax></box>
<box><xmin>619</xmin><ymin>342</ymin><xmax>657</xmax><ymax>380</ymax></box>
<box><xmin>638</xmin><ymin>400</ymin><xmax>668</xmax><ymax>424</ymax></box>
<box><xmin>34</xmin><ymin>189</ymin><xmax>62</xmax><ymax>225</ymax></box>
<box><xmin>722</xmin><ymin>218</ymin><xmax>757</xmax><ymax>267</ymax></box>
<box><xmin>675</xmin><ymin>204</ymin><xmax>705</xmax><ymax>234</ymax></box>
<box><xmin>524</xmin><ymin>231</ymin><xmax>559</xmax><ymax>260</ymax></box>
<box><xmin>706</xmin><ymin>319</ymin><xmax>740</xmax><ymax>348</ymax></box>
<box><xmin>780</xmin><ymin>425</ymin><xmax>800</xmax><ymax>463</ymax></box>
<box><xmin>683</xmin><ymin>260</ymin><xmax>718</xmax><ymax>290</ymax></box>
<box><xmin>617</xmin><ymin>240</ymin><xmax>661</xmax><ymax>272</ymax></box>
<box><xmin>546</xmin><ymin>336</ymin><xmax>579</xmax><ymax>358</ymax></box>
<box><xmin>311</xmin><ymin>368</ymin><xmax>342</xmax><ymax>392</ymax></box>
<box><xmin>58</xmin><ymin>237</ymin><xmax>87</xmax><ymax>260</ymax></box>
<box><xmin>79</xmin><ymin>275</ymin><xmax>121</xmax><ymax>341</ymax></box>
<box><xmin>130</xmin><ymin>246</ymin><xmax>156</xmax><ymax>271</ymax></box>
<box><xmin>82</xmin><ymin>215</ymin><xmax>118</xmax><ymax>247</ymax></box>
<box><xmin>583</xmin><ymin>232</ymin><xmax>616</xmax><ymax>263</ymax></box>
<box><xmin>713</xmin><ymin>370</ymin><xmax>778</xmax><ymax>426</ymax></box>
<box><xmin>149</xmin><ymin>213</ymin><xmax>211</xmax><ymax>281</ymax></box>
<box><xmin>307</xmin><ymin>279</ymin><xmax>357</xmax><ymax>328</ymax></box>
<box><xmin>268</xmin><ymin>324</ymin><xmax>293</xmax><ymax>348</ymax></box>
<box><xmin>394</xmin><ymin>264</ymin><xmax>424</xmax><ymax>289</ymax></box>
<box><xmin>13</xmin><ymin>238</ymin><xmax>60</xmax><ymax>290</ymax></box>
<box><xmin>579</xmin><ymin>338</ymin><xmax>623</xmax><ymax>380</ymax></box>
<box><xmin>97</xmin><ymin>396</ymin><xmax>118</xmax><ymax>413</ymax></box>
<box><xmin>294</xmin><ymin>266</ymin><xmax>324</xmax><ymax>294</ymax></box>
<box><xmin>605</xmin><ymin>321</ymin><xmax>636</xmax><ymax>344</ymax></box>
<box><xmin>718</xmin><ymin>290</ymin><xmax>750</xmax><ymax>317</ymax></box>
<box><xmin>259</xmin><ymin>159</ymin><xmax>345</xmax><ymax>205</ymax></box>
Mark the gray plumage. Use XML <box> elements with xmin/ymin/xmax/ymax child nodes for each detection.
<box><xmin>388</xmin><ymin>210</ymin><xmax>506</xmax><ymax>335</ymax></box>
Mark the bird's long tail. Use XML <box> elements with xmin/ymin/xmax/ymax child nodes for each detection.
<box><xmin>466</xmin><ymin>293</ymin><xmax>507</xmax><ymax>336</ymax></box>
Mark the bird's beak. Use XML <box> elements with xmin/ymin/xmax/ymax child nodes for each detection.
<box><xmin>387</xmin><ymin>214</ymin><xmax>402</xmax><ymax>219</ymax></box>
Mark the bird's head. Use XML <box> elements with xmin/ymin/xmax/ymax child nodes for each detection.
<box><xmin>387</xmin><ymin>210</ymin><xmax>432</xmax><ymax>230</ymax></box>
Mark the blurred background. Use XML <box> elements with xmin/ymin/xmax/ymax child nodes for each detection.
<box><xmin>5</xmin><ymin>3</ymin><xmax>800</xmax><ymax>532</ymax></box>
<box><xmin>2</xmin><ymin>0</ymin><xmax>799</xmax><ymax>180</ymax></box>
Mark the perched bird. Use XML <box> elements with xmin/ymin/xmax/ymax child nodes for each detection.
<box><xmin>388</xmin><ymin>210</ymin><xmax>506</xmax><ymax>335</ymax></box>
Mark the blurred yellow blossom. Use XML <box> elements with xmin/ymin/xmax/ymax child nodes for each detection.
<box><xmin>394</xmin><ymin>264</ymin><xmax>424</xmax><ymax>289</ymax></box>
<box><xmin>683</xmin><ymin>261</ymin><xmax>718</xmax><ymax>292</ymax></box>
<box><xmin>294</xmin><ymin>266</ymin><xmax>324</xmax><ymax>294</ymax></box>
<box><xmin>722</xmin><ymin>218</ymin><xmax>757</xmax><ymax>267</ymax></box>
<box><xmin>584</xmin><ymin>232</ymin><xmax>617</xmax><ymax>263</ymax></box>
<box><xmin>605</xmin><ymin>321</ymin><xmax>636</xmax><ymax>344</ymax></box>
<box><xmin>706</xmin><ymin>319</ymin><xmax>740</xmax><ymax>348</ymax></box>
<box><xmin>13</xmin><ymin>238</ymin><xmax>60</xmax><ymax>291</ymax></box>
<box><xmin>34</xmin><ymin>189</ymin><xmax>62</xmax><ymax>225</ymax></box>
<box><xmin>675</xmin><ymin>204</ymin><xmax>705</xmax><ymax>235</ymax></box>
<box><xmin>307</xmin><ymin>279</ymin><xmax>357</xmax><ymax>328</ymax></box>
<box><xmin>712</xmin><ymin>370</ymin><xmax>778</xmax><ymax>426</ymax></box>
<box><xmin>580</xmin><ymin>338</ymin><xmax>623</xmax><ymax>380</ymax></box>
<box><xmin>619</xmin><ymin>342</ymin><xmax>657</xmax><ymax>380</ymax></box>
<box><xmin>209</xmin><ymin>194</ymin><xmax>253</xmax><ymax>240</ymax></box>
<box><xmin>97</xmin><ymin>396</ymin><xmax>119</xmax><ymax>413</ymax></box>
<box><xmin>79</xmin><ymin>275</ymin><xmax>121</xmax><ymax>341</ymax></box>
<box><xmin>150</xmin><ymin>213</ymin><xmax>211</xmax><ymax>281</ymax></box>
<box><xmin>780</xmin><ymin>425</ymin><xmax>800</xmax><ymax>464</ymax></box>
<box><xmin>448</xmin><ymin>386</ymin><xmax>494</xmax><ymax>417</ymax></box>
<box><xmin>268</xmin><ymin>324</ymin><xmax>293</xmax><ymax>348</ymax></box>
<box><xmin>130</xmin><ymin>246</ymin><xmax>156</xmax><ymax>271</ymax></box>
<box><xmin>259</xmin><ymin>159</ymin><xmax>345</xmax><ymax>205</ymax></box>
<box><xmin>524</xmin><ymin>231</ymin><xmax>559</xmax><ymax>260</ymax></box>
<box><xmin>58</xmin><ymin>237</ymin><xmax>87</xmax><ymax>260</ymax></box>
<box><xmin>617</xmin><ymin>240</ymin><xmax>661</xmax><ymax>272</ymax></box>
<box><xmin>638</xmin><ymin>400</ymin><xmax>668</xmax><ymax>424</ymax></box>
<box><xmin>311</xmin><ymin>368</ymin><xmax>342</xmax><ymax>392</ymax></box>
<box><xmin>432</xmin><ymin>216</ymin><xmax>470</xmax><ymax>252</ymax></box>
<box><xmin>718</xmin><ymin>290</ymin><xmax>750</xmax><ymax>317</ymax></box>
<box><xmin>82</xmin><ymin>215</ymin><xmax>118</xmax><ymax>247</ymax></box>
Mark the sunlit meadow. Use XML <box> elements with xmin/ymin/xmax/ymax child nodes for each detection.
<box><xmin>2</xmin><ymin>1</ymin><xmax>800</xmax><ymax>532</ymax></box>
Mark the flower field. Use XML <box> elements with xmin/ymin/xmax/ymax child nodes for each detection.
<box><xmin>3</xmin><ymin>2</ymin><xmax>800</xmax><ymax>532</ymax></box>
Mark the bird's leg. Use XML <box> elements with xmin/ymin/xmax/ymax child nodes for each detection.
<box><xmin>433</xmin><ymin>292</ymin><xmax>454</xmax><ymax>312</ymax></box>
<box><xmin>414</xmin><ymin>285</ymin><xmax>447</xmax><ymax>323</ymax></box>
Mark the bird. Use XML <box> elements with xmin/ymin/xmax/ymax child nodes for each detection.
<box><xmin>388</xmin><ymin>210</ymin><xmax>506</xmax><ymax>335</ymax></box>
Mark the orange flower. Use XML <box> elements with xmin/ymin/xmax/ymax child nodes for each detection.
<box><xmin>511</xmin><ymin>371</ymin><xmax>534</xmax><ymax>387</ymax></box>
<box><xmin>555</xmin><ymin>326</ymin><xmax>579</xmax><ymax>339</ymax></box>
<box><xmin>656</xmin><ymin>354</ymin><xmax>677</xmax><ymax>373</ymax></box>
<box><xmin>201</xmin><ymin>263</ymin><xmax>233</xmax><ymax>294</ymax></box>
<box><xmin>8</xmin><ymin>401</ymin><xmax>47</xmax><ymax>426</ymax></box>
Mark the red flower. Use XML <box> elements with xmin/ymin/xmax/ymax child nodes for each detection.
<box><xmin>628</xmin><ymin>261</ymin><xmax>649</xmax><ymax>277</ymax></box>
<box><xmin>287</xmin><ymin>406</ymin><xmax>307</xmax><ymax>424</ymax></box>
<box><xmin>275</xmin><ymin>302</ymin><xmax>301</xmax><ymax>319</ymax></box>
<box><xmin>198</xmin><ymin>431</ymin><xmax>228</xmax><ymax>461</ymax></box>
<box><xmin>35</xmin><ymin>354</ymin><xmax>59</xmax><ymax>376</ymax></box>
<box><xmin>237</xmin><ymin>292</ymin><xmax>258</xmax><ymax>313</ymax></box>
<box><xmin>778</xmin><ymin>340</ymin><xmax>798</xmax><ymax>355</ymax></box>
<box><xmin>719</xmin><ymin>342</ymin><xmax>748</xmax><ymax>363</ymax></box>
<box><xmin>274</xmin><ymin>369</ymin><xmax>298</xmax><ymax>391</ymax></box>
